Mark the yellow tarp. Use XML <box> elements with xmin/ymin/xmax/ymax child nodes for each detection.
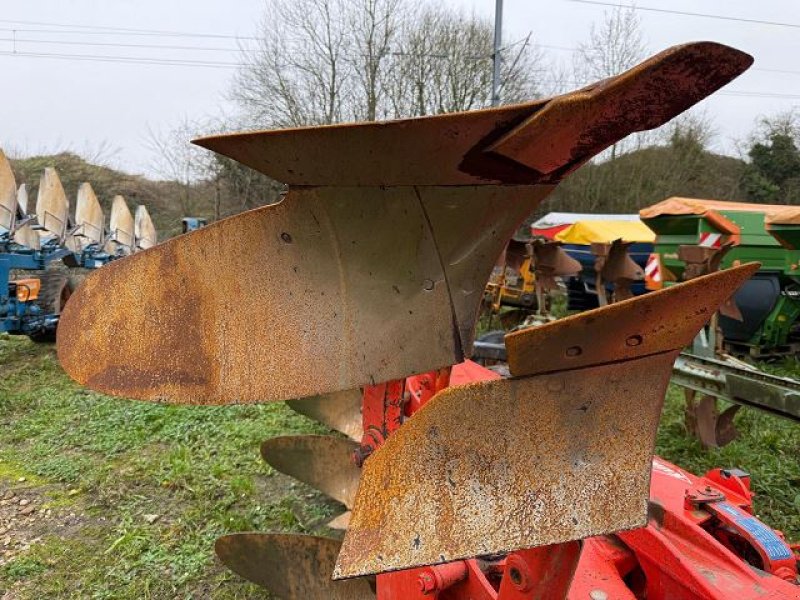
<box><xmin>555</xmin><ymin>220</ymin><xmax>655</xmax><ymax>245</ymax></box>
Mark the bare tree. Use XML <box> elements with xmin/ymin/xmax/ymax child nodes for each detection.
<box><xmin>233</xmin><ymin>0</ymin><xmax>351</xmax><ymax>127</ymax></box>
<box><xmin>231</xmin><ymin>0</ymin><xmax>544</xmax><ymax>126</ymax></box>
<box><xmin>146</xmin><ymin>119</ymin><xmax>213</xmax><ymax>217</ymax></box>
<box><xmin>574</xmin><ymin>4</ymin><xmax>647</xmax><ymax>158</ymax></box>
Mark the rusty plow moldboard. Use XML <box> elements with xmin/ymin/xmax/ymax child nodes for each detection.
<box><xmin>52</xmin><ymin>41</ymin><xmax>758</xmax><ymax>599</ymax></box>
<box><xmin>334</xmin><ymin>265</ymin><xmax>759</xmax><ymax>578</ymax></box>
<box><xmin>57</xmin><ymin>42</ymin><xmax>752</xmax><ymax>406</ymax></box>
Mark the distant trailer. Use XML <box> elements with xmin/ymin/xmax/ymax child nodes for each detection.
<box><xmin>641</xmin><ymin>196</ymin><xmax>800</xmax><ymax>357</ymax></box>
<box><xmin>531</xmin><ymin>211</ymin><xmax>641</xmax><ymax>240</ymax></box>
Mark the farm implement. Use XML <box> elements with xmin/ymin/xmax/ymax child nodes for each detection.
<box><xmin>641</xmin><ymin>197</ymin><xmax>800</xmax><ymax>358</ymax></box>
<box><xmin>0</xmin><ymin>150</ymin><xmax>156</xmax><ymax>340</ymax></box>
<box><xmin>55</xmin><ymin>43</ymin><xmax>800</xmax><ymax>597</ymax></box>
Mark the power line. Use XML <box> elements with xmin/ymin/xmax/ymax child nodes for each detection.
<box><xmin>1</xmin><ymin>36</ymin><xmax>244</xmax><ymax>54</ymax></box>
<box><xmin>0</xmin><ymin>49</ymin><xmax>241</xmax><ymax>69</ymax></box>
<box><xmin>566</xmin><ymin>0</ymin><xmax>800</xmax><ymax>31</ymax></box>
<box><xmin>4</xmin><ymin>48</ymin><xmax>795</xmax><ymax>102</ymax></box>
<box><xmin>0</xmin><ymin>18</ymin><xmax>261</xmax><ymax>41</ymax></box>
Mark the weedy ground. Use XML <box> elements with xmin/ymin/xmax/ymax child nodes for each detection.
<box><xmin>0</xmin><ymin>334</ymin><xmax>798</xmax><ymax>598</ymax></box>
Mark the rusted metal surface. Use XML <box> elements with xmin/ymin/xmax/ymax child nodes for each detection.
<box><xmin>260</xmin><ymin>435</ymin><xmax>361</xmax><ymax>507</ymax></box>
<box><xmin>215</xmin><ymin>533</ymin><xmax>374</xmax><ymax>600</ymax></box>
<box><xmin>505</xmin><ymin>264</ymin><xmax>760</xmax><ymax>378</ymax></box>
<box><xmin>485</xmin><ymin>43</ymin><xmax>752</xmax><ymax>179</ymax></box>
<box><xmin>530</xmin><ymin>240</ymin><xmax>581</xmax><ymax>313</ymax></box>
<box><xmin>683</xmin><ymin>389</ymin><xmax>741</xmax><ymax>449</ymax></box>
<box><xmin>678</xmin><ymin>243</ymin><xmax>733</xmax><ymax>281</ymax></box>
<box><xmin>591</xmin><ymin>240</ymin><xmax>643</xmax><ymax>305</ymax></box>
<box><xmin>286</xmin><ymin>389</ymin><xmax>363</xmax><ymax>441</ymax></box>
<box><xmin>59</xmin><ymin>43</ymin><xmax>752</xmax><ymax>407</ymax></box>
<box><xmin>334</xmin><ymin>352</ymin><xmax>677</xmax><ymax>578</ymax></box>
<box><xmin>36</xmin><ymin>167</ymin><xmax>69</xmax><ymax>242</ymax></box>
<box><xmin>678</xmin><ymin>243</ymin><xmax>743</xmax><ymax>321</ymax></box>
<box><xmin>134</xmin><ymin>205</ymin><xmax>157</xmax><ymax>251</ymax></box>
<box><xmin>195</xmin><ymin>43</ymin><xmax>751</xmax><ymax>187</ymax></box>
<box><xmin>57</xmin><ymin>185</ymin><xmax>542</xmax><ymax>404</ymax></box>
<box><xmin>67</xmin><ymin>183</ymin><xmax>104</xmax><ymax>253</ymax></box>
<box><xmin>0</xmin><ymin>149</ymin><xmax>16</xmax><ymax>232</ymax></box>
<box><xmin>105</xmin><ymin>195</ymin><xmax>134</xmax><ymax>255</ymax></box>
<box><xmin>334</xmin><ymin>265</ymin><xmax>758</xmax><ymax>579</ymax></box>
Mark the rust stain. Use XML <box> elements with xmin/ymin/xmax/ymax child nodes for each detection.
<box><xmin>487</xmin><ymin>43</ymin><xmax>753</xmax><ymax>180</ymax></box>
<box><xmin>334</xmin><ymin>263</ymin><xmax>757</xmax><ymax>578</ymax></box>
<box><xmin>335</xmin><ymin>352</ymin><xmax>675</xmax><ymax>578</ymax></box>
<box><xmin>505</xmin><ymin>263</ymin><xmax>760</xmax><ymax>377</ymax></box>
<box><xmin>57</xmin><ymin>185</ymin><xmax>546</xmax><ymax>405</ymax></box>
<box><xmin>58</xmin><ymin>43</ymin><xmax>752</xmax><ymax>411</ymax></box>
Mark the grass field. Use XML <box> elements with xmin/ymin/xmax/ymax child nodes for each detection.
<box><xmin>0</xmin><ymin>334</ymin><xmax>798</xmax><ymax>598</ymax></box>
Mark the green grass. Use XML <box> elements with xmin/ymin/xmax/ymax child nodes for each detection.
<box><xmin>656</xmin><ymin>386</ymin><xmax>800</xmax><ymax>539</ymax></box>
<box><xmin>0</xmin><ymin>334</ymin><xmax>798</xmax><ymax>598</ymax></box>
<box><xmin>0</xmin><ymin>335</ymin><xmax>330</xmax><ymax>599</ymax></box>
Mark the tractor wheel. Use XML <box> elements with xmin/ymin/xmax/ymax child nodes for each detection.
<box><xmin>28</xmin><ymin>272</ymin><xmax>73</xmax><ymax>344</ymax></box>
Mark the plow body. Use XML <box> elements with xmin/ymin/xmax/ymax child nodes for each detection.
<box><xmin>50</xmin><ymin>41</ymin><xmax>799</xmax><ymax>600</ymax></box>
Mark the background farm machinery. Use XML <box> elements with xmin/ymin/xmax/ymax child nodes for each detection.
<box><xmin>642</xmin><ymin>198</ymin><xmax>800</xmax><ymax>358</ymax></box>
<box><xmin>0</xmin><ymin>149</ymin><xmax>156</xmax><ymax>341</ymax></box>
<box><xmin>50</xmin><ymin>43</ymin><xmax>800</xmax><ymax>599</ymax></box>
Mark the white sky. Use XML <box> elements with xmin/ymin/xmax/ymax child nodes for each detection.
<box><xmin>1</xmin><ymin>0</ymin><xmax>798</xmax><ymax>177</ymax></box>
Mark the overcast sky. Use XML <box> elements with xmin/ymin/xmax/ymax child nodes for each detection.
<box><xmin>1</xmin><ymin>0</ymin><xmax>798</xmax><ymax>178</ymax></box>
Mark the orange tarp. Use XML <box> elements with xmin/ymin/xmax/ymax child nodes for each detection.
<box><xmin>641</xmin><ymin>196</ymin><xmax>800</xmax><ymax>226</ymax></box>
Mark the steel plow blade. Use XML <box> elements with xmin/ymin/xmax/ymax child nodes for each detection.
<box><xmin>215</xmin><ymin>533</ymin><xmax>374</xmax><ymax>599</ymax></box>
<box><xmin>15</xmin><ymin>183</ymin><xmax>28</xmax><ymax>214</ymax></box>
<box><xmin>333</xmin><ymin>265</ymin><xmax>759</xmax><ymax>578</ymax></box>
<box><xmin>195</xmin><ymin>43</ymin><xmax>750</xmax><ymax>186</ymax></box>
<box><xmin>105</xmin><ymin>195</ymin><xmax>135</xmax><ymax>255</ymax></box>
<box><xmin>286</xmin><ymin>389</ymin><xmax>363</xmax><ymax>441</ymax></box>
<box><xmin>67</xmin><ymin>183</ymin><xmax>104</xmax><ymax>253</ymax></box>
<box><xmin>485</xmin><ymin>43</ymin><xmax>752</xmax><ymax>178</ymax></box>
<box><xmin>0</xmin><ymin>149</ymin><xmax>17</xmax><ymax>232</ymax></box>
<box><xmin>260</xmin><ymin>435</ymin><xmax>361</xmax><ymax>508</ymax></box>
<box><xmin>14</xmin><ymin>185</ymin><xmax>39</xmax><ymax>250</ymax></box>
<box><xmin>134</xmin><ymin>205</ymin><xmax>157</xmax><ymax>251</ymax></box>
<box><xmin>36</xmin><ymin>167</ymin><xmax>70</xmax><ymax>243</ymax></box>
<box><xmin>57</xmin><ymin>43</ymin><xmax>751</xmax><ymax>406</ymax></box>
<box><xmin>57</xmin><ymin>185</ymin><xmax>546</xmax><ymax>404</ymax></box>
<box><xmin>505</xmin><ymin>264</ymin><xmax>759</xmax><ymax>377</ymax></box>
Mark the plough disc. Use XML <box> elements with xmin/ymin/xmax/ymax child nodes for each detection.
<box><xmin>334</xmin><ymin>265</ymin><xmax>758</xmax><ymax>578</ymax></box>
<box><xmin>260</xmin><ymin>435</ymin><xmax>361</xmax><ymax>508</ymax></box>
<box><xmin>57</xmin><ymin>42</ymin><xmax>752</xmax><ymax>406</ymax></box>
<box><xmin>286</xmin><ymin>389</ymin><xmax>363</xmax><ymax>441</ymax></box>
<box><xmin>215</xmin><ymin>533</ymin><xmax>374</xmax><ymax>599</ymax></box>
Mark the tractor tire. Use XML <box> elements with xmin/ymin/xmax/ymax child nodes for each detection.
<box><xmin>28</xmin><ymin>272</ymin><xmax>73</xmax><ymax>344</ymax></box>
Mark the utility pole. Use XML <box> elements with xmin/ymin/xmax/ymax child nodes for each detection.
<box><xmin>491</xmin><ymin>0</ymin><xmax>504</xmax><ymax>106</ymax></box>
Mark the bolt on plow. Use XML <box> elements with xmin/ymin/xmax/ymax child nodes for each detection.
<box><xmin>56</xmin><ymin>42</ymin><xmax>800</xmax><ymax>599</ymax></box>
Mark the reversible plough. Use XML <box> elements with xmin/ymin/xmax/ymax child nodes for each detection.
<box><xmin>57</xmin><ymin>43</ymin><xmax>800</xmax><ymax>598</ymax></box>
<box><xmin>0</xmin><ymin>151</ymin><xmax>156</xmax><ymax>339</ymax></box>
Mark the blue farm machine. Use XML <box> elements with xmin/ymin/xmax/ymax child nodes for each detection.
<box><xmin>0</xmin><ymin>149</ymin><xmax>157</xmax><ymax>341</ymax></box>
